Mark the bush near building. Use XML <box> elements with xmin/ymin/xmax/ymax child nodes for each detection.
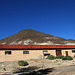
<box><xmin>55</xmin><ymin>55</ymin><xmax>64</xmax><ymax>59</ymax></box>
<box><xmin>47</xmin><ymin>55</ymin><xmax>55</xmax><ymax>60</ymax></box>
<box><xmin>62</xmin><ymin>56</ymin><xmax>73</xmax><ymax>60</ymax></box>
<box><xmin>18</xmin><ymin>60</ymin><xmax>29</xmax><ymax>66</ymax></box>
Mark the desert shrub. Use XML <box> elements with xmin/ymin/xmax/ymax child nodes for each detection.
<box><xmin>62</xmin><ymin>56</ymin><xmax>73</xmax><ymax>60</ymax></box>
<box><xmin>47</xmin><ymin>55</ymin><xmax>55</xmax><ymax>60</ymax></box>
<box><xmin>18</xmin><ymin>60</ymin><xmax>29</xmax><ymax>66</ymax></box>
<box><xmin>55</xmin><ymin>55</ymin><xmax>64</xmax><ymax>59</ymax></box>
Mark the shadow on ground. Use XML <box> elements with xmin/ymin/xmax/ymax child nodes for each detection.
<box><xmin>18</xmin><ymin>68</ymin><xmax>55</xmax><ymax>75</ymax></box>
<box><xmin>14</xmin><ymin>66</ymin><xmax>38</xmax><ymax>73</ymax></box>
<box><xmin>5</xmin><ymin>66</ymin><xmax>55</xmax><ymax>75</ymax></box>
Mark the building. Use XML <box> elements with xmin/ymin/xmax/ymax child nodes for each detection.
<box><xmin>0</xmin><ymin>45</ymin><xmax>75</xmax><ymax>62</ymax></box>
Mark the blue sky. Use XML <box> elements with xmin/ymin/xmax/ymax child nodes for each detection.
<box><xmin>0</xmin><ymin>0</ymin><xmax>75</xmax><ymax>40</ymax></box>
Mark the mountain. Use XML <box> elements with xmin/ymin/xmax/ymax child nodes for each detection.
<box><xmin>0</xmin><ymin>29</ymin><xmax>75</xmax><ymax>45</ymax></box>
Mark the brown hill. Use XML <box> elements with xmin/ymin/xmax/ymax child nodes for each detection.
<box><xmin>0</xmin><ymin>29</ymin><xmax>75</xmax><ymax>45</ymax></box>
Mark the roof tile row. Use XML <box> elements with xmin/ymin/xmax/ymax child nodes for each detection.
<box><xmin>0</xmin><ymin>45</ymin><xmax>75</xmax><ymax>49</ymax></box>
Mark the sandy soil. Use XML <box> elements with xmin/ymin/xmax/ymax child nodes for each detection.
<box><xmin>1</xmin><ymin>58</ymin><xmax>75</xmax><ymax>75</ymax></box>
<box><xmin>50</xmin><ymin>66</ymin><xmax>75</xmax><ymax>75</ymax></box>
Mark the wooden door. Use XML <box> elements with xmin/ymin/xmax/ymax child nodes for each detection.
<box><xmin>56</xmin><ymin>50</ymin><xmax>62</xmax><ymax>56</ymax></box>
<box><xmin>65</xmin><ymin>51</ymin><xmax>68</xmax><ymax>56</ymax></box>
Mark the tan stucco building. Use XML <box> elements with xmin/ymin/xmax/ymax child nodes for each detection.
<box><xmin>0</xmin><ymin>45</ymin><xmax>75</xmax><ymax>62</ymax></box>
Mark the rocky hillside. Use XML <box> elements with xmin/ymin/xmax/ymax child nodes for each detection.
<box><xmin>0</xmin><ymin>29</ymin><xmax>75</xmax><ymax>45</ymax></box>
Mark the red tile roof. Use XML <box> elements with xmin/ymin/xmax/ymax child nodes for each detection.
<box><xmin>0</xmin><ymin>45</ymin><xmax>75</xmax><ymax>49</ymax></box>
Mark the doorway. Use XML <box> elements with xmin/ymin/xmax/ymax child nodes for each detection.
<box><xmin>56</xmin><ymin>50</ymin><xmax>62</xmax><ymax>56</ymax></box>
<box><xmin>65</xmin><ymin>51</ymin><xmax>68</xmax><ymax>56</ymax></box>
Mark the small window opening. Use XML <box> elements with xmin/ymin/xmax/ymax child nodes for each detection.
<box><xmin>5</xmin><ymin>51</ymin><xmax>11</xmax><ymax>55</ymax></box>
<box><xmin>23</xmin><ymin>51</ymin><xmax>29</xmax><ymax>54</ymax></box>
<box><xmin>72</xmin><ymin>50</ymin><xmax>75</xmax><ymax>53</ymax></box>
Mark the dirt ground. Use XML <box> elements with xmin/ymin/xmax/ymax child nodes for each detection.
<box><xmin>50</xmin><ymin>66</ymin><xmax>75</xmax><ymax>75</ymax></box>
<box><xmin>1</xmin><ymin>58</ymin><xmax>75</xmax><ymax>75</ymax></box>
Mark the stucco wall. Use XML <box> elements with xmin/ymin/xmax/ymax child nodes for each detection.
<box><xmin>0</xmin><ymin>49</ymin><xmax>56</xmax><ymax>62</ymax></box>
<box><xmin>0</xmin><ymin>50</ymin><xmax>44</xmax><ymax>62</ymax></box>
<box><xmin>48</xmin><ymin>50</ymin><xmax>56</xmax><ymax>56</ymax></box>
<box><xmin>62</xmin><ymin>49</ymin><xmax>75</xmax><ymax>57</ymax></box>
<box><xmin>0</xmin><ymin>49</ymin><xmax>75</xmax><ymax>62</ymax></box>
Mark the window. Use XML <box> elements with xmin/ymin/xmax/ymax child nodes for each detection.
<box><xmin>5</xmin><ymin>51</ymin><xmax>11</xmax><ymax>55</ymax></box>
<box><xmin>43</xmin><ymin>50</ymin><xmax>48</xmax><ymax>54</ymax></box>
<box><xmin>23</xmin><ymin>51</ymin><xmax>29</xmax><ymax>54</ymax></box>
<box><xmin>72</xmin><ymin>50</ymin><xmax>75</xmax><ymax>53</ymax></box>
